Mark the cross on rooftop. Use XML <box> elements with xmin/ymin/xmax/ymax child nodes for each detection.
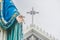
<box><xmin>27</xmin><ymin>7</ymin><xmax>39</xmax><ymax>26</ymax></box>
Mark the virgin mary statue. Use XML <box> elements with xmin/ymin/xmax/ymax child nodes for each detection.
<box><xmin>0</xmin><ymin>0</ymin><xmax>23</xmax><ymax>40</ymax></box>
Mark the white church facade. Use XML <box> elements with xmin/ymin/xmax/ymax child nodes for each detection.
<box><xmin>23</xmin><ymin>24</ymin><xmax>56</xmax><ymax>40</ymax></box>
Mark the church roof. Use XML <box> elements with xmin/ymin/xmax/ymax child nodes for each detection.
<box><xmin>23</xmin><ymin>24</ymin><xmax>57</xmax><ymax>40</ymax></box>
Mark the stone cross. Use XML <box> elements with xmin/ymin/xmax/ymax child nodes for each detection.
<box><xmin>27</xmin><ymin>7</ymin><xmax>39</xmax><ymax>26</ymax></box>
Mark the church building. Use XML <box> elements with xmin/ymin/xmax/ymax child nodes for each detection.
<box><xmin>23</xmin><ymin>24</ymin><xmax>56</xmax><ymax>40</ymax></box>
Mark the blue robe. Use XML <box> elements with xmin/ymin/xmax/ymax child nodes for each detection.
<box><xmin>0</xmin><ymin>0</ymin><xmax>23</xmax><ymax>40</ymax></box>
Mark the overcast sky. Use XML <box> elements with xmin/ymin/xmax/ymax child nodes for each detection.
<box><xmin>13</xmin><ymin>0</ymin><xmax>60</xmax><ymax>40</ymax></box>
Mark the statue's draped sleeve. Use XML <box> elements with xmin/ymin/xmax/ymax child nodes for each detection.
<box><xmin>0</xmin><ymin>0</ymin><xmax>19</xmax><ymax>30</ymax></box>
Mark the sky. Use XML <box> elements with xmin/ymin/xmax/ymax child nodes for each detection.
<box><xmin>13</xmin><ymin>0</ymin><xmax>60</xmax><ymax>40</ymax></box>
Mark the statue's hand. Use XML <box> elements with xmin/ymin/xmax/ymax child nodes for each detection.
<box><xmin>16</xmin><ymin>15</ymin><xmax>24</xmax><ymax>23</ymax></box>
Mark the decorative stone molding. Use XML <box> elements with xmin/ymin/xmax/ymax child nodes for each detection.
<box><xmin>23</xmin><ymin>24</ymin><xmax>57</xmax><ymax>40</ymax></box>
